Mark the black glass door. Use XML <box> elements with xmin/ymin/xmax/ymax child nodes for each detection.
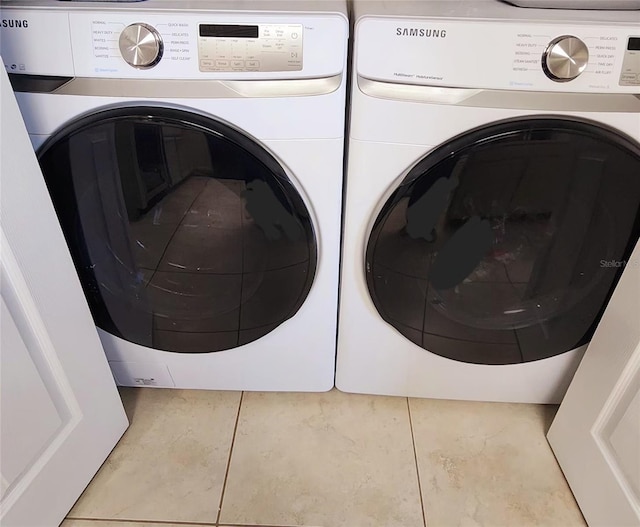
<box><xmin>366</xmin><ymin>117</ymin><xmax>640</xmax><ymax>365</ymax></box>
<box><xmin>39</xmin><ymin>107</ymin><xmax>317</xmax><ymax>353</ymax></box>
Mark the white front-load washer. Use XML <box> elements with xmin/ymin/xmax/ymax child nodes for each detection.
<box><xmin>0</xmin><ymin>0</ymin><xmax>348</xmax><ymax>391</ymax></box>
<box><xmin>336</xmin><ymin>0</ymin><xmax>640</xmax><ymax>403</ymax></box>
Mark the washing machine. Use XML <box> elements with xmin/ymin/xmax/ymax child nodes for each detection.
<box><xmin>336</xmin><ymin>0</ymin><xmax>640</xmax><ymax>403</ymax></box>
<box><xmin>0</xmin><ymin>0</ymin><xmax>348</xmax><ymax>391</ymax></box>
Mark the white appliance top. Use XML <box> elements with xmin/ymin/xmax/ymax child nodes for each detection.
<box><xmin>352</xmin><ymin>0</ymin><xmax>640</xmax><ymax>22</ymax></box>
<box><xmin>1</xmin><ymin>0</ymin><xmax>347</xmax><ymax>15</ymax></box>
<box><xmin>502</xmin><ymin>0</ymin><xmax>640</xmax><ymax>9</ymax></box>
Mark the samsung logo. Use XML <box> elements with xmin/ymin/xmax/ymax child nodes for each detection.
<box><xmin>396</xmin><ymin>27</ymin><xmax>446</xmax><ymax>38</ymax></box>
<box><xmin>1</xmin><ymin>19</ymin><xmax>29</xmax><ymax>28</ymax></box>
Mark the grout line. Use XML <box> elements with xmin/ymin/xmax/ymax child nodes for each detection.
<box><xmin>215</xmin><ymin>524</ymin><xmax>326</xmax><ymax>527</ymax></box>
<box><xmin>65</xmin><ymin>518</ymin><xmax>216</xmax><ymax>526</ymax></box>
<box><xmin>66</xmin><ymin>519</ymin><xmax>319</xmax><ymax>527</ymax></box>
<box><xmin>407</xmin><ymin>398</ymin><xmax>428</xmax><ymax>527</ymax></box>
<box><xmin>216</xmin><ymin>524</ymin><xmax>325</xmax><ymax>527</ymax></box>
<box><xmin>216</xmin><ymin>391</ymin><xmax>245</xmax><ymax>526</ymax></box>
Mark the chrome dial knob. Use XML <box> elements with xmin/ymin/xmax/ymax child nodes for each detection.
<box><xmin>542</xmin><ymin>36</ymin><xmax>589</xmax><ymax>82</ymax></box>
<box><xmin>119</xmin><ymin>23</ymin><xmax>163</xmax><ymax>69</ymax></box>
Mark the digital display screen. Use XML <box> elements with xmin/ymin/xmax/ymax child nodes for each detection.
<box><xmin>628</xmin><ymin>37</ymin><xmax>640</xmax><ymax>51</ymax></box>
<box><xmin>199</xmin><ymin>24</ymin><xmax>259</xmax><ymax>38</ymax></box>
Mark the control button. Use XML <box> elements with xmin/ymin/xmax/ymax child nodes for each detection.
<box><xmin>215</xmin><ymin>60</ymin><xmax>230</xmax><ymax>67</ymax></box>
<box><xmin>119</xmin><ymin>23</ymin><xmax>163</xmax><ymax>69</ymax></box>
<box><xmin>246</xmin><ymin>60</ymin><xmax>260</xmax><ymax>68</ymax></box>
<box><xmin>200</xmin><ymin>59</ymin><xmax>214</xmax><ymax>67</ymax></box>
<box><xmin>231</xmin><ymin>60</ymin><xmax>245</xmax><ymax>68</ymax></box>
<box><xmin>542</xmin><ymin>35</ymin><xmax>589</xmax><ymax>82</ymax></box>
<box><xmin>291</xmin><ymin>32</ymin><xmax>299</xmax><ymax>39</ymax></box>
<box><xmin>620</xmin><ymin>72</ymin><xmax>640</xmax><ymax>85</ymax></box>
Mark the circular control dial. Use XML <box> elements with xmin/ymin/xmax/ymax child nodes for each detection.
<box><xmin>119</xmin><ymin>23</ymin><xmax>163</xmax><ymax>69</ymax></box>
<box><xmin>542</xmin><ymin>36</ymin><xmax>589</xmax><ymax>82</ymax></box>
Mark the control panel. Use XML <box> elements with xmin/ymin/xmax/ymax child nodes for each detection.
<box><xmin>620</xmin><ymin>37</ymin><xmax>640</xmax><ymax>86</ymax></box>
<box><xmin>87</xmin><ymin>18</ymin><xmax>192</xmax><ymax>71</ymax></box>
<box><xmin>91</xmin><ymin>18</ymin><xmax>303</xmax><ymax>73</ymax></box>
<box><xmin>356</xmin><ymin>17</ymin><xmax>640</xmax><ymax>93</ymax></box>
<box><xmin>0</xmin><ymin>8</ymin><xmax>346</xmax><ymax>80</ymax></box>
<box><xmin>197</xmin><ymin>23</ymin><xmax>303</xmax><ymax>72</ymax></box>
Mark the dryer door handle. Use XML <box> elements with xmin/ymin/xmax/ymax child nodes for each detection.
<box><xmin>40</xmin><ymin>74</ymin><xmax>343</xmax><ymax>99</ymax></box>
<box><xmin>357</xmin><ymin>76</ymin><xmax>640</xmax><ymax>113</ymax></box>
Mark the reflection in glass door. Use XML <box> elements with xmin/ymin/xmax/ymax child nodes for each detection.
<box><xmin>39</xmin><ymin>107</ymin><xmax>317</xmax><ymax>353</ymax></box>
<box><xmin>366</xmin><ymin>118</ymin><xmax>640</xmax><ymax>365</ymax></box>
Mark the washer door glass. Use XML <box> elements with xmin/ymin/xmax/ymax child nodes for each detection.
<box><xmin>366</xmin><ymin>117</ymin><xmax>640</xmax><ymax>365</ymax></box>
<box><xmin>39</xmin><ymin>107</ymin><xmax>317</xmax><ymax>353</ymax></box>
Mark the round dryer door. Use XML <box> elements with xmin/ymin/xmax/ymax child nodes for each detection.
<box><xmin>38</xmin><ymin>107</ymin><xmax>317</xmax><ymax>353</ymax></box>
<box><xmin>366</xmin><ymin>117</ymin><xmax>640</xmax><ymax>365</ymax></box>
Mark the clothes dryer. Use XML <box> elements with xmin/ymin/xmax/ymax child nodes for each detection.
<box><xmin>1</xmin><ymin>0</ymin><xmax>348</xmax><ymax>391</ymax></box>
<box><xmin>337</xmin><ymin>0</ymin><xmax>640</xmax><ymax>402</ymax></box>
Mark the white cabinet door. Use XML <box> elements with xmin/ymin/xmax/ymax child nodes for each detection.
<box><xmin>548</xmin><ymin>239</ymin><xmax>640</xmax><ymax>526</ymax></box>
<box><xmin>0</xmin><ymin>67</ymin><xmax>129</xmax><ymax>526</ymax></box>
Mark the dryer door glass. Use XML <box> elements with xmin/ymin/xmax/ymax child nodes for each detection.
<box><xmin>38</xmin><ymin>107</ymin><xmax>317</xmax><ymax>353</ymax></box>
<box><xmin>366</xmin><ymin>117</ymin><xmax>640</xmax><ymax>365</ymax></box>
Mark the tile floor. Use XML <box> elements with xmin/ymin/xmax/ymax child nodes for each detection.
<box><xmin>63</xmin><ymin>388</ymin><xmax>586</xmax><ymax>527</ymax></box>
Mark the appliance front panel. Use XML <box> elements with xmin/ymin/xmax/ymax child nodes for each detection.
<box><xmin>336</xmin><ymin>127</ymin><xmax>639</xmax><ymax>401</ymax></box>
<box><xmin>357</xmin><ymin>17</ymin><xmax>640</xmax><ymax>92</ymax></box>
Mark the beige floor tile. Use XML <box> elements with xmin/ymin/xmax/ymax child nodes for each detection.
<box><xmin>409</xmin><ymin>398</ymin><xmax>586</xmax><ymax>527</ymax></box>
<box><xmin>62</xmin><ymin>521</ymin><xmax>211</xmax><ymax>527</ymax></box>
<box><xmin>220</xmin><ymin>390</ymin><xmax>424</xmax><ymax>527</ymax></box>
<box><xmin>67</xmin><ymin>387</ymin><xmax>241</xmax><ymax>524</ymax></box>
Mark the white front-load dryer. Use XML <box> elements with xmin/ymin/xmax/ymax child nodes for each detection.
<box><xmin>0</xmin><ymin>0</ymin><xmax>348</xmax><ymax>391</ymax></box>
<box><xmin>336</xmin><ymin>0</ymin><xmax>640</xmax><ymax>403</ymax></box>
